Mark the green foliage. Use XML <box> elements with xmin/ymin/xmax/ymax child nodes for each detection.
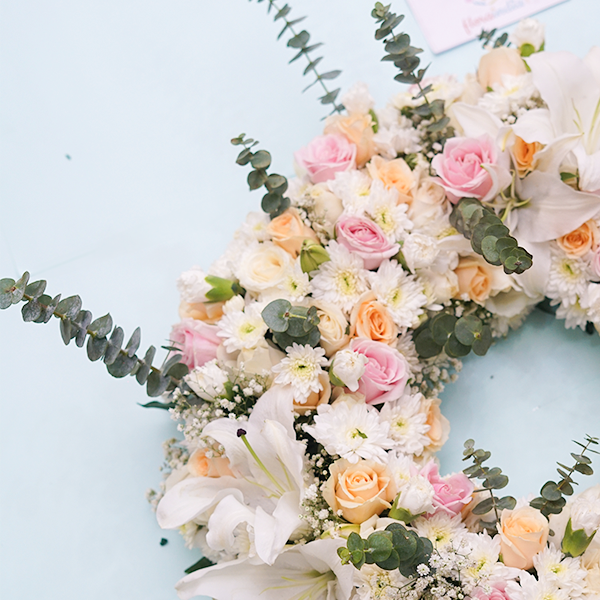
<box><xmin>414</xmin><ymin>307</ymin><xmax>493</xmax><ymax>360</ymax></box>
<box><xmin>184</xmin><ymin>556</ymin><xmax>215</xmax><ymax>574</ymax></box>
<box><xmin>251</xmin><ymin>0</ymin><xmax>342</xmax><ymax>113</ymax></box>
<box><xmin>299</xmin><ymin>239</ymin><xmax>330</xmax><ymax>274</ymax></box>
<box><xmin>231</xmin><ymin>134</ymin><xmax>290</xmax><ymax>219</ymax></box>
<box><xmin>338</xmin><ymin>523</ymin><xmax>433</xmax><ymax>577</ymax></box>
<box><xmin>0</xmin><ymin>272</ymin><xmax>189</xmax><ymax>399</ymax></box>
<box><xmin>450</xmin><ymin>197</ymin><xmax>533</xmax><ymax>274</ymax></box>
<box><xmin>462</xmin><ymin>439</ymin><xmax>515</xmax><ymax>533</ymax></box>
<box><xmin>204</xmin><ymin>275</ymin><xmax>244</xmax><ymax>302</ymax></box>
<box><xmin>261</xmin><ymin>298</ymin><xmax>321</xmax><ymax>350</ymax></box>
<box><xmin>530</xmin><ymin>435</ymin><xmax>599</xmax><ymax>518</ymax></box>
<box><xmin>371</xmin><ymin>3</ymin><xmax>453</xmax><ymax>152</ymax></box>
<box><xmin>478</xmin><ymin>28</ymin><xmax>510</xmax><ymax>49</ymax></box>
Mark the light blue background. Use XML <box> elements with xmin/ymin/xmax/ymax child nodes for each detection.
<box><xmin>1</xmin><ymin>1</ymin><xmax>599</xmax><ymax>598</ymax></box>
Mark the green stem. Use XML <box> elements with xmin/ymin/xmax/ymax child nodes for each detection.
<box><xmin>239</xmin><ymin>433</ymin><xmax>286</xmax><ymax>495</ymax></box>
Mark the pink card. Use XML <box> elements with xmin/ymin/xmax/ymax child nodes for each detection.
<box><xmin>406</xmin><ymin>0</ymin><xmax>569</xmax><ymax>54</ymax></box>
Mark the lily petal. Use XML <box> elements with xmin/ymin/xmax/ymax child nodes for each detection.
<box><xmin>205</xmin><ymin>494</ymin><xmax>256</xmax><ymax>557</ymax></box>
<box><xmin>451</xmin><ymin>102</ymin><xmax>503</xmax><ymax>139</ymax></box>
<box><xmin>512</xmin><ymin>108</ymin><xmax>556</xmax><ymax>145</ymax></box>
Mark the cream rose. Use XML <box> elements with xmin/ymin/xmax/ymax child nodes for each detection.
<box><xmin>454</xmin><ymin>255</ymin><xmax>512</xmax><ymax>304</ymax></box>
<box><xmin>236</xmin><ymin>242</ymin><xmax>293</xmax><ymax>293</ymax></box>
<box><xmin>266</xmin><ymin>208</ymin><xmax>319</xmax><ymax>258</ymax></box>
<box><xmin>312</xmin><ymin>300</ymin><xmax>350</xmax><ymax>356</ymax></box>
<box><xmin>293</xmin><ymin>371</ymin><xmax>331</xmax><ymax>414</ymax></box>
<box><xmin>179</xmin><ymin>300</ymin><xmax>225</xmax><ymax>325</ymax></box>
<box><xmin>499</xmin><ymin>506</ymin><xmax>549</xmax><ymax>570</ymax></box>
<box><xmin>350</xmin><ymin>291</ymin><xmax>398</xmax><ymax>345</ymax></box>
<box><xmin>323</xmin><ymin>458</ymin><xmax>397</xmax><ymax>524</ymax></box>
<box><xmin>477</xmin><ymin>47</ymin><xmax>527</xmax><ymax>90</ymax></box>
<box><xmin>237</xmin><ymin>339</ymin><xmax>285</xmax><ymax>378</ymax></box>
<box><xmin>324</xmin><ymin>113</ymin><xmax>376</xmax><ymax>168</ymax></box>
<box><xmin>557</xmin><ymin>220</ymin><xmax>599</xmax><ymax>257</ymax></box>
<box><xmin>188</xmin><ymin>448</ymin><xmax>234</xmax><ymax>478</ymax></box>
<box><xmin>367</xmin><ymin>156</ymin><xmax>415</xmax><ymax>204</ymax></box>
<box><xmin>310</xmin><ymin>183</ymin><xmax>344</xmax><ymax>236</ymax></box>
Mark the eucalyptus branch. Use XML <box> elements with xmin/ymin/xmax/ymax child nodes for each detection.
<box><xmin>0</xmin><ymin>272</ymin><xmax>190</xmax><ymax>400</ymax></box>
<box><xmin>462</xmin><ymin>439</ymin><xmax>516</xmax><ymax>534</ymax></box>
<box><xmin>530</xmin><ymin>435</ymin><xmax>599</xmax><ymax>518</ymax></box>
<box><xmin>231</xmin><ymin>133</ymin><xmax>290</xmax><ymax>218</ymax></box>
<box><xmin>251</xmin><ymin>0</ymin><xmax>343</xmax><ymax>113</ymax></box>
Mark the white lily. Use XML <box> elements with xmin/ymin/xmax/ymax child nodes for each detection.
<box><xmin>175</xmin><ymin>539</ymin><xmax>355</xmax><ymax>600</ymax></box>
<box><xmin>157</xmin><ymin>385</ymin><xmax>307</xmax><ymax>565</ymax></box>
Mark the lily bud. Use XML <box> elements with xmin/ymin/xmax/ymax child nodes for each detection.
<box><xmin>562</xmin><ymin>517</ymin><xmax>597</xmax><ymax>557</ymax></box>
<box><xmin>204</xmin><ymin>275</ymin><xmax>243</xmax><ymax>302</ymax></box>
<box><xmin>300</xmin><ymin>239</ymin><xmax>330</xmax><ymax>274</ymax></box>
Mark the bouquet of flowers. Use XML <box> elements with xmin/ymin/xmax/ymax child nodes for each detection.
<box><xmin>3</xmin><ymin>3</ymin><xmax>600</xmax><ymax>599</ymax></box>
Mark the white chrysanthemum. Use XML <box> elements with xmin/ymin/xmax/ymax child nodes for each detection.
<box><xmin>460</xmin><ymin>532</ymin><xmax>502</xmax><ymax>586</ymax></box>
<box><xmin>546</xmin><ymin>248</ymin><xmax>590</xmax><ymax>305</ymax></box>
<box><xmin>365</xmin><ymin>180</ymin><xmax>413</xmax><ymax>242</ymax></box>
<box><xmin>331</xmin><ymin>348</ymin><xmax>368</xmax><ymax>392</ymax></box>
<box><xmin>413</xmin><ymin>513</ymin><xmax>467</xmax><ymax>549</ymax></box>
<box><xmin>570</xmin><ymin>485</ymin><xmax>600</xmax><ymax>535</ymax></box>
<box><xmin>378</xmin><ymin>391</ymin><xmax>430</xmax><ymax>456</ymax></box>
<box><xmin>509</xmin><ymin>18</ymin><xmax>545</xmax><ymax>50</ymax></box>
<box><xmin>341</xmin><ymin>81</ymin><xmax>375</xmax><ymax>115</ymax></box>
<box><xmin>554</xmin><ymin>298</ymin><xmax>589</xmax><ymax>330</ymax></box>
<box><xmin>355</xmin><ymin>564</ymin><xmax>407</xmax><ymax>600</ymax></box>
<box><xmin>303</xmin><ymin>400</ymin><xmax>393</xmax><ymax>463</ymax></box>
<box><xmin>369</xmin><ymin>260</ymin><xmax>428</xmax><ymax>328</ymax></box>
<box><xmin>185</xmin><ymin>359</ymin><xmax>229</xmax><ymax>400</ymax></box>
<box><xmin>217</xmin><ymin>302</ymin><xmax>268</xmax><ymax>351</ymax></box>
<box><xmin>395</xmin><ymin>334</ymin><xmax>422</xmax><ymax>375</ymax></box>
<box><xmin>177</xmin><ymin>266</ymin><xmax>211</xmax><ymax>303</ymax></box>
<box><xmin>385</xmin><ymin>452</ymin><xmax>417</xmax><ymax>489</ymax></box>
<box><xmin>402</xmin><ymin>233</ymin><xmax>440</xmax><ymax>271</ymax></box>
<box><xmin>209</xmin><ymin>235</ymin><xmax>255</xmax><ymax>279</ymax></box>
<box><xmin>422</xmin><ymin>74</ymin><xmax>464</xmax><ymax>105</ymax></box>
<box><xmin>276</xmin><ymin>261</ymin><xmax>311</xmax><ymax>302</ymax></box>
<box><xmin>272</xmin><ymin>343</ymin><xmax>327</xmax><ymax>403</ymax></box>
<box><xmin>236</xmin><ymin>211</ymin><xmax>271</xmax><ymax>243</ymax></box>
<box><xmin>310</xmin><ymin>241</ymin><xmax>370</xmax><ymax>314</ymax></box>
<box><xmin>506</xmin><ymin>571</ymin><xmax>570</xmax><ymax>600</ymax></box>
<box><xmin>328</xmin><ymin>170</ymin><xmax>372</xmax><ymax>215</ymax></box>
<box><xmin>534</xmin><ymin>546</ymin><xmax>588</xmax><ymax>597</ymax></box>
<box><xmin>478</xmin><ymin>73</ymin><xmax>537</xmax><ymax>118</ymax></box>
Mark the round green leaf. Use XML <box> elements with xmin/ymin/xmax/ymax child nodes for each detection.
<box><xmin>445</xmin><ymin>333</ymin><xmax>471</xmax><ymax>357</ymax></box>
<box><xmin>454</xmin><ymin>315</ymin><xmax>483</xmax><ymax>346</ymax></box>
<box><xmin>431</xmin><ymin>313</ymin><xmax>456</xmax><ymax>345</ymax></box>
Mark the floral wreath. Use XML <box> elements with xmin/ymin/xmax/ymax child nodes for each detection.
<box><xmin>3</xmin><ymin>3</ymin><xmax>600</xmax><ymax>600</ymax></box>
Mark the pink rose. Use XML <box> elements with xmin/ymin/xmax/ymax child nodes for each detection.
<box><xmin>350</xmin><ymin>338</ymin><xmax>409</xmax><ymax>405</ymax></box>
<box><xmin>472</xmin><ymin>583</ymin><xmax>510</xmax><ymax>600</ymax></box>
<box><xmin>431</xmin><ymin>134</ymin><xmax>511</xmax><ymax>204</ymax></box>
<box><xmin>170</xmin><ymin>318</ymin><xmax>221</xmax><ymax>369</ymax></box>
<box><xmin>420</xmin><ymin>461</ymin><xmax>474</xmax><ymax>517</ymax></box>
<box><xmin>294</xmin><ymin>134</ymin><xmax>356</xmax><ymax>184</ymax></box>
<box><xmin>336</xmin><ymin>216</ymin><xmax>399</xmax><ymax>270</ymax></box>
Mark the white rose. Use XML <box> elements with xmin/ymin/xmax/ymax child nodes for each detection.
<box><xmin>237</xmin><ymin>339</ymin><xmax>285</xmax><ymax>378</ymax></box>
<box><xmin>311</xmin><ymin>183</ymin><xmax>344</xmax><ymax>236</ymax></box>
<box><xmin>571</xmin><ymin>485</ymin><xmax>600</xmax><ymax>536</ymax></box>
<box><xmin>312</xmin><ymin>300</ymin><xmax>350</xmax><ymax>356</ymax></box>
<box><xmin>582</xmin><ymin>539</ymin><xmax>600</xmax><ymax>593</ymax></box>
<box><xmin>235</xmin><ymin>242</ymin><xmax>293</xmax><ymax>293</ymax></box>
<box><xmin>419</xmin><ymin>268</ymin><xmax>459</xmax><ymax>306</ymax></box>
<box><xmin>509</xmin><ymin>18</ymin><xmax>545</xmax><ymax>51</ymax></box>
<box><xmin>177</xmin><ymin>266</ymin><xmax>210</xmax><ymax>303</ymax></box>
<box><xmin>396</xmin><ymin>475</ymin><xmax>435</xmax><ymax>516</ymax></box>
<box><xmin>331</xmin><ymin>348</ymin><xmax>368</xmax><ymax>392</ymax></box>
<box><xmin>409</xmin><ymin>179</ymin><xmax>448</xmax><ymax>227</ymax></box>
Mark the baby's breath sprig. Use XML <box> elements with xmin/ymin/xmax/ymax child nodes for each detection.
<box><xmin>250</xmin><ymin>0</ymin><xmax>343</xmax><ymax>113</ymax></box>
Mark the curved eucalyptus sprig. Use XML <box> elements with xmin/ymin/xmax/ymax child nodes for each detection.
<box><xmin>261</xmin><ymin>298</ymin><xmax>320</xmax><ymax>350</ymax></box>
<box><xmin>450</xmin><ymin>197</ymin><xmax>533</xmax><ymax>274</ymax></box>
<box><xmin>0</xmin><ymin>272</ymin><xmax>189</xmax><ymax>399</ymax></box>
<box><xmin>231</xmin><ymin>133</ymin><xmax>290</xmax><ymax>218</ymax></box>
<box><xmin>530</xmin><ymin>434</ymin><xmax>599</xmax><ymax>518</ymax></box>
<box><xmin>371</xmin><ymin>2</ymin><xmax>452</xmax><ymax>149</ymax></box>
<box><xmin>462</xmin><ymin>439</ymin><xmax>516</xmax><ymax>534</ymax></box>
<box><xmin>338</xmin><ymin>523</ymin><xmax>433</xmax><ymax>578</ymax></box>
<box><xmin>414</xmin><ymin>303</ymin><xmax>493</xmax><ymax>359</ymax></box>
<box><xmin>251</xmin><ymin>0</ymin><xmax>343</xmax><ymax>113</ymax></box>
<box><xmin>478</xmin><ymin>28</ymin><xmax>510</xmax><ymax>50</ymax></box>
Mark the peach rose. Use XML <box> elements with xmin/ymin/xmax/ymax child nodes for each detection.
<box><xmin>293</xmin><ymin>371</ymin><xmax>331</xmax><ymax>414</ymax></box>
<box><xmin>312</xmin><ymin>300</ymin><xmax>350</xmax><ymax>356</ymax></box>
<box><xmin>421</xmin><ymin>397</ymin><xmax>450</xmax><ymax>454</ymax></box>
<box><xmin>266</xmin><ymin>208</ymin><xmax>319</xmax><ymax>258</ymax></box>
<box><xmin>477</xmin><ymin>47</ymin><xmax>527</xmax><ymax>90</ymax></box>
<box><xmin>179</xmin><ymin>300</ymin><xmax>225</xmax><ymax>325</ymax></box>
<box><xmin>512</xmin><ymin>136</ymin><xmax>542</xmax><ymax>178</ymax></box>
<box><xmin>499</xmin><ymin>506</ymin><xmax>549</xmax><ymax>570</ymax></box>
<box><xmin>454</xmin><ymin>256</ymin><xmax>511</xmax><ymax>304</ymax></box>
<box><xmin>323</xmin><ymin>458</ymin><xmax>397</xmax><ymax>524</ymax></box>
<box><xmin>557</xmin><ymin>220</ymin><xmax>599</xmax><ymax>257</ymax></box>
<box><xmin>350</xmin><ymin>292</ymin><xmax>398</xmax><ymax>344</ymax></box>
<box><xmin>367</xmin><ymin>156</ymin><xmax>415</xmax><ymax>204</ymax></box>
<box><xmin>324</xmin><ymin>113</ymin><xmax>376</xmax><ymax>168</ymax></box>
<box><xmin>188</xmin><ymin>448</ymin><xmax>234</xmax><ymax>478</ymax></box>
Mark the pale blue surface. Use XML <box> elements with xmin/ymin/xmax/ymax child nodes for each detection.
<box><xmin>1</xmin><ymin>1</ymin><xmax>599</xmax><ymax>598</ymax></box>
